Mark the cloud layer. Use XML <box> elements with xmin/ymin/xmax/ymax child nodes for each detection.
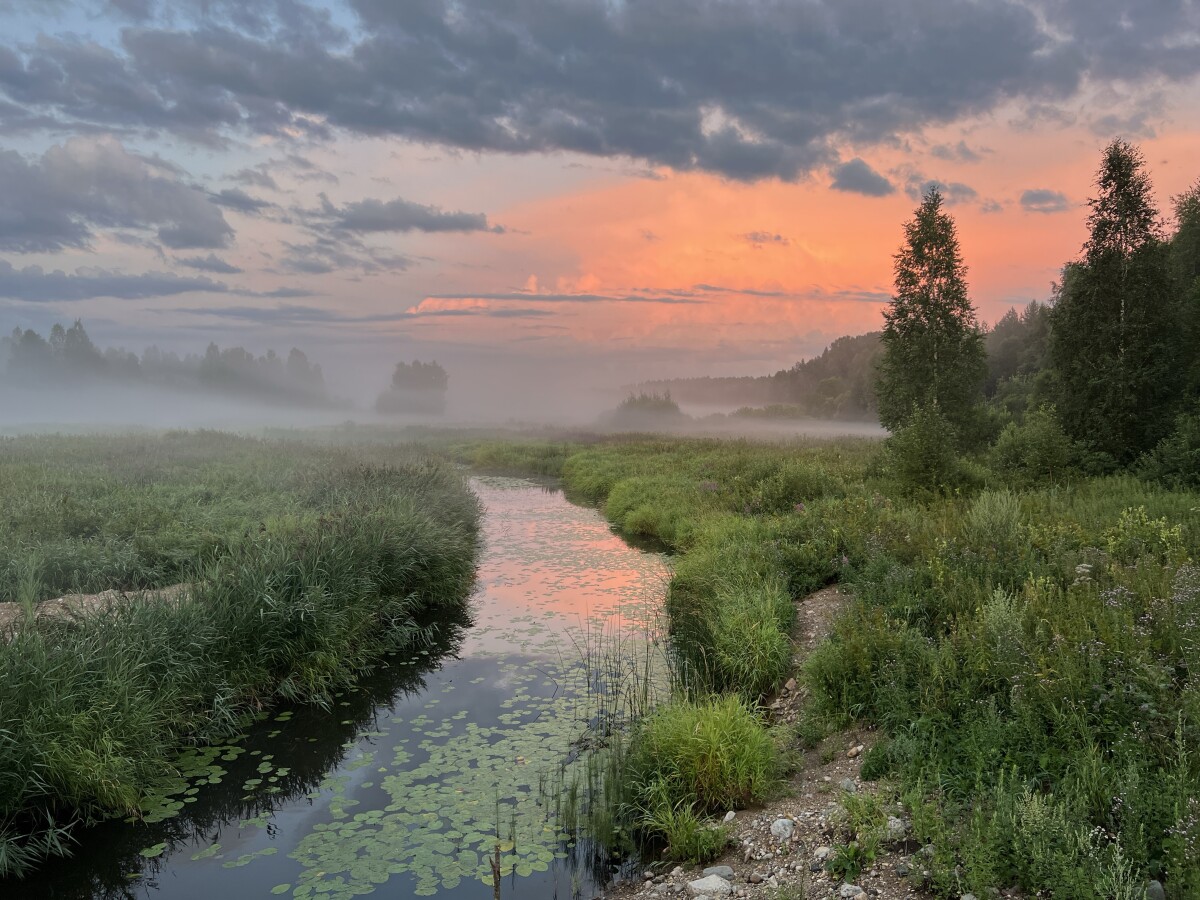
<box><xmin>1</xmin><ymin>1</ymin><xmax>1197</xmax><ymax>181</ymax></box>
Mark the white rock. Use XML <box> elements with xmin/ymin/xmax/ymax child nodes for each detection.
<box><xmin>838</xmin><ymin>885</ymin><xmax>866</xmax><ymax>898</ymax></box>
<box><xmin>814</xmin><ymin>846</ymin><xmax>832</xmax><ymax>860</ymax></box>
<box><xmin>885</xmin><ymin>816</ymin><xmax>908</xmax><ymax>841</ymax></box>
<box><xmin>686</xmin><ymin>874</ymin><xmax>734</xmax><ymax>896</ymax></box>
<box><xmin>723</xmin><ymin>810</ymin><xmax>736</xmax><ymax>824</ymax></box>
<box><xmin>770</xmin><ymin>818</ymin><xmax>795</xmax><ymax>841</ymax></box>
<box><xmin>702</xmin><ymin>865</ymin><xmax>734</xmax><ymax>881</ymax></box>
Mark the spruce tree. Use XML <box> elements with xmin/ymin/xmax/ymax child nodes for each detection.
<box><xmin>876</xmin><ymin>187</ymin><xmax>986</xmax><ymax>439</ymax></box>
<box><xmin>1048</xmin><ymin>140</ymin><xmax>1180</xmax><ymax>464</ymax></box>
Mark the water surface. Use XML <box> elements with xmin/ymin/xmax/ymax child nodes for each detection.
<box><xmin>12</xmin><ymin>477</ymin><xmax>667</xmax><ymax>900</ymax></box>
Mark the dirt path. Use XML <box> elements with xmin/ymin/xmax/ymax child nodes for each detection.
<box><xmin>609</xmin><ymin>585</ymin><xmax>937</xmax><ymax>900</ymax></box>
<box><xmin>0</xmin><ymin>584</ymin><xmax>190</xmax><ymax>636</ymax></box>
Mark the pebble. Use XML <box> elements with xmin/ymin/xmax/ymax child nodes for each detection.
<box><xmin>847</xmin><ymin>744</ymin><xmax>864</xmax><ymax>758</ymax></box>
<box><xmin>884</xmin><ymin>816</ymin><xmax>907</xmax><ymax>841</ymax></box>
<box><xmin>702</xmin><ymin>866</ymin><xmax>734</xmax><ymax>881</ymax></box>
<box><xmin>839</xmin><ymin>777</ymin><xmax>857</xmax><ymax>794</ymax></box>
<box><xmin>838</xmin><ymin>884</ymin><xmax>866</xmax><ymax>898</ymax></box>
<box><xmin>723</xmin><ymin>810</ymin><xmax>736</xmax><ymax>824</ymax></box>
<box><xmin>1147</xmin><ymin>882</ymin><xmax>1166</xmax><ymax>900</ymax></box>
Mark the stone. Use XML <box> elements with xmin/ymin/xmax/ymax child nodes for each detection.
<box><xmin>653</xmin><ymin>884</ymin><xmax>682</xmax><ymax>895</ymax></box>
<box><xmin>748</xmin><ymin>873</ymin><xmax>764</xmax><ymax>884</ymax></box>
<box><xmin>1147</xmin><ymin>882</ymin><xmax>1166</xmax><ymax>900</ymax></box>
<box><xmin>784</xmin><ymin>677</ymin><xmax>797</xmax><ymax>692</ymax></box>
<box><xmin>847</xmin><ymin>744</ymin><xmax>864</xmax><ymax>758</ymax></box>
<box><xmin>838</xmin><ymin>884</ymin><xmax>866</xmax><ymax>898</ymax></box>
<box><xmin>770</xmin><ymin>818</ymin><xmax>795</xmax><ymax>841</ymax></box>
<box><xmin>961</xmin><ymin>894</ymin><xmax>978</xmax><ymax>900</ymax></box>
<box><xmin>894</xmin><ymin>860</ymin><xmax>910</xmax><ymax>877</ymax></box>
<box><xmin>814</xmin><ymin>846</ymin><xmax>832</xmax><ymax>860</ymax></box>
<box><xmin>702</xmin><ymin>866</ymin><xmax>734</xmax><ymax>881</ymax></box>
<box><xmin>686</xmin><ymin>875</ymin><xmax>733</xmax><ymax>896</ymax></box>
<box><xmin>839</xmin><ymin>777</ymin><xmax>858</xmax><ymax>794</ymax></box>
<box><xmin>723</xmin><ymin>810</ymin><xmax>736</xmax><ymax>824</ymax></box>
<box><xmin>885</xmin><ymin>816</ymin><xmax>908</xmax><ymax>841</ymax></box>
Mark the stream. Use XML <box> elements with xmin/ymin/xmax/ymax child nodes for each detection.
<box><xmin>13</xmin><ymin>476</ymin><xmax>668</xmax><ymax>900</ymax></box>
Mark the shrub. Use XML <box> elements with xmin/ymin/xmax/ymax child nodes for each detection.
<box><xmin>884</xmin><ymin>403</ymin><xmax>968</xmax><ymax>496</ymax></box>
<box><xmin>990</xmin><ymin>404</ymin><xmax>1073</xmax><ymax>484</ymax></box>
<box><xmin>627</xmin><ymin>696</ymin><xmax>778</xmax><ymax>815</ymax></box>
<box><xmin>1140</xmin><ymin>411</ymin><xmax>1200</xmax><ymax>488</ymax></box>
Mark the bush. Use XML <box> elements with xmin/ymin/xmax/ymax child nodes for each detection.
<box><xmin>627</xmin><ymin>696</ymin><xmax>778</xmax><ymax>815</ymax></box>
<box><xmin>884</xmin><ymin>403</ymin><xmax>969</xmax><ymax>496</ymax></box>
<box><xmin>1140</xmin><ymin>411</ymin><xmax>1200</xmax><ymax>488</ymax></box>
<box><xmin>990</xmin><ymin>404</ymin><xmax>1073</xmax><ymax>484</ymax></box>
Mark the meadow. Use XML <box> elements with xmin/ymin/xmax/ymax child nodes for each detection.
<box><xmin>459</xmin><ymin>432</ymin><xmax>1200</xmax><ymax>899</ymax></box>
<box><xmin>0</xmin><ymin>431</ymin><xmax>481</xmax><ymax>877</ymax></box>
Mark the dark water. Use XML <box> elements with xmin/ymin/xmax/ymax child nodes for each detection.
<box><xmin>12</xmin><ymin>477</ymin><xmax>667</xmax><ymax>900</ymax></box>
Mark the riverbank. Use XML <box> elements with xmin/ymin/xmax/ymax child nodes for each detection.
<box><xmin>456</xmin><ymin>433</ymin><xmax>1200</xmax><ymax>899</ymax></box>
<box><xmin>0</xmin><ymin>432</ymin><xmax>482</xmax><ymax>878</ymax></box>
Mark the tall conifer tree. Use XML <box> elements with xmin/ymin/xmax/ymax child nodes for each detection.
<box><xmin>876</xmin><ymin>187</ymin><xmax>986</xmax><ymax>438</ymax></box>
<box><xmin>1048</xmin><ymin>140</ymin><xmax>1180</xmax><ymax>463</ymax></box>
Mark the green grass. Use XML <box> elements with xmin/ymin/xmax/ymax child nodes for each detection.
<box><xmin>0</xmin><ymin>432</ymin><xmax>481</xmax><ymax>877</ymax></box>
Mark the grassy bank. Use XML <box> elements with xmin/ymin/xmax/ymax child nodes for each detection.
<box><xmin>459</xmin><ymin>434</ymin><xmax>1200</xmax><ymax>897</ymax></box>
<box><xmin>0</xmin><ymin>432</ymin><xmax>481</xmax><ymax>877</ymax></box>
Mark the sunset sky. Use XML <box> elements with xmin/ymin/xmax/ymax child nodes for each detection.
<box><xmin>2</xmin><ymin>0</ymin><xmax>1199</xmax><ymax>395</ymax></box>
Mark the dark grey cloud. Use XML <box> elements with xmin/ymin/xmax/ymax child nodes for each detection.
<box><xmin>930</xmin><ymin>140</ymin><xmax>985</xmax><ymax>162</ymax></box>
<box><xmin>176</xmin><ymin>252</ymin><xmax>243</xmax><ymax>274</ymax></box>
<box><xmin>279</xmin><ymin>235</ymin><xmax>414</xmax><ymax>275</ymax></box>
<box><xmin>830</xmin><ymin>158</ymin><xmax>895</xmax><ymax>197</ymax></box>
<box><xmin>322</xmin><ymin>194</ymin><xmax>501</xmax><ymax>234</ymax></box>
<box><xmin>2</xmin><ymin>1</ymin><xmax>1197</xmax><ymax>181</ymax></box>
<box><xmin>171</xmin><ymin>302</ymin><xmax>555</xmax><ymax>324</ymax></box>
<box><xmin>107</xmin><ymin>0</ymin><xmax>154</xmax><ymax>21</ymax></box>
<box><xmin>0</xmin><ymin>260</ymin><xmax>226</xmax><ymax>301</ymax></box>
<box><xmin>230</xmin><ymin>165</ymin><xmax>278</xmax><ymax>190</ymax></box>
<box><xmin>0</xmin><ymin>137</ymin><xmax>233</xmax><ymax>252</ymax></box>
<box><xmin>426</xmin><ymin>291</ymin><xmax>705</xmax><ymax>305</ymax></box>
<box><xmin>903</xmin><ymin>173</ymin><xmax>979</xmax><ymax>205</ymax></box>
<box><xmin>743</xmin><ymin>231</ymin><xmax>790</xmax><ymax>247</ymax></box>
<box><xmin>1020</xmin><ymin>188</ymin><xmax>1071</xmax><ymax>214</ymax></box>
<box><xmin>210</xmin><ymin>187</ymin><xmax>272</xmax><ymax>213</ymax></box>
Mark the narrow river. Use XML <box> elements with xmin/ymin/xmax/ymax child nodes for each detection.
<box><xmin>14</xmin><ymin>476</ymin><xmax>668</xmax><ymax>900</ymax></box>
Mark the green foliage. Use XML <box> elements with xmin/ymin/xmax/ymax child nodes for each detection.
<box><xmin>0</xmin><ymin>434</ymin><xmax>481</xmax><ymax>876</ymax></box>
<box><xmin>989</xmin><ymin>404</ymin><xmax>1073</xmax><ymax>484</ymax></box>
<box><xmin>984</xmin><ymin>301</ymin><xmax>1051</xmax><ymax>397</ymax></box>
<box><xmin>1140</xmin><ymin>411</ymin><xmax>1200</xmax><ymax>488</ymax></box>
<box><xmin>602</xmin><ymin>392</ymin><xmax>688</xmax><ymax>430</ymax></box>
<box><xmin>876</xmin><ymin>187</ymin><xmax>987</xmax><ymax>437</ymax></box>
<box><xmin>637</xmin><ymin>781</ymin><xmax>730</xmax><ymax>864</ymax></box>
<box><xmin>1048</xmin><ymin>140</ymin><xmax>1183</xmax><ymax>463</ymax></box>
<box><xmin>883</xmin><ymin>403</ymin><xmax>971</xmax><ymax>496</ymax></box>
<box><xmin>627</xmin><ymin>696</ymin><xmax>779</xmax><ymax>815</ymax></box>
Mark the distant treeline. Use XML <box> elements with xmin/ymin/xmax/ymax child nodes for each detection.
<box><xmin>631</xmin><ymin>297</ymin><xmax>1083</xmax><ymax>424</ymax></box>
<box><xmin>0</xmin><ymin>320</ymin><xmax>335</xmax><ymax>407</ymax></box>
<box><xmin>635</xmin><ymin>331</ymin><xmax>883</xmax><ymax>418</ymax></box>
<box><xmin>375</xmin><ymin>359</ymin><xmax>448</xmax><ymax>415</ymax></box>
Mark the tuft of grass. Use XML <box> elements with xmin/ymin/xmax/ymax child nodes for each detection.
<box><xmin>626</xmin><ymin>695</ymin><xmax>779</xmax><ymax>814</ymax></box>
